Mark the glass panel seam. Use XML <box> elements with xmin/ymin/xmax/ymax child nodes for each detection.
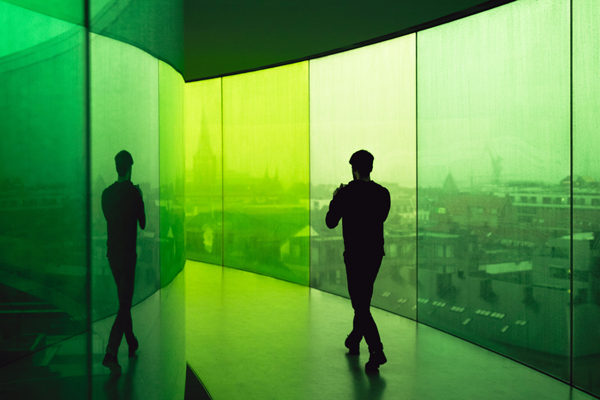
<box><xmin>308</xmin><ymin>61</ymin><xmax>311</xmax><ymax>288</ymax></box>
<box><xmin>415</xmin><ymin>31</ymin><xmax>419</xmax><ymax>324</ymax></box>
<box><xmin>569</xmin><ymin>0</ymin><xmax>574</xmax><ymax>386</ymax></box>
<box><xmin>84</xmin><ymin>0</ymin><xmax>92</xmax><ymax>397</ymax></box>
<box><xmin>221</xmin><ymin>77</ymin><xmax>224</xmax><ymax>269</ymax></box>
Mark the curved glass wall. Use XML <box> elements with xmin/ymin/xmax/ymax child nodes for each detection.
<box><xmin>1</xmin><ymin>0</ymin><xmax>185</xmax><ymax>398</ymax></box>
<box><xmin>159</xmin><ymin>60</ymin><xmax>186</xmax><ymax>288</ymax></box>
<box><xmin>90</xmin><ymin>32</ymin><xmax>160</xmax><ymax>320</ymax></box>
<box><xmin>183</xmin><ymin>0</ymin><xmax>600</xmax><ymax>396</ymax></box>
<box><xmin>417</xmin><ymin>0</ymin><xmax>571</xmax><ymax>381</ymax></box>
<box><xmin>184</xmin><ymin>78</ymin><xmax>223</xmax><ymax>266</ymax></box>
<box><xmin>90</xmin><ymin>0</ymin><xmax>184</xmax><ymax>73</ymax></box>
<box><xmin>573</xmin><ymin>0</ymin><xmax>600</xmax><ymax>396</ymax></box>
<box><xmin>309</xmin><ymin>35</ymin><xmax>417</xmax><ymax>319</ymax></box>
<box><xmin>0</xmin><ymin>2</ymin><xmax>88</xmax><ymax>396</ymax></box>
<box><xmin>222</xmin><ymin>62</ymin><xmax>310</xmax><ymax>285</ymax></box>
<box><xmin>4</xmin><ymin>0</ymin><xmax>600</xmax><ymax>397</ymax></box>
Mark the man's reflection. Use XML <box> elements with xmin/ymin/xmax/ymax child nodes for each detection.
<box><xmin>101</xmin><ymin>150</ymin><xmax>146</xmax><ymax>374</ymax></box>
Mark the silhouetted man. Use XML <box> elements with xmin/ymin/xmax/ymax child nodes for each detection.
<box><xmin>101</xmin><ymin>150</ymin><xmax>145</xmax><ymax>374</ymax></box>
<box><xmin>326</xmin><ymin>150</ymin><xmax>390</xmax><ymax>373</ymax></box>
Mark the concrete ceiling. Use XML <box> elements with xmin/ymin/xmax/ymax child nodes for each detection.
<box><xmin>184</xmin><ymin>0</ymin><xmax>512</xmax><ymax>82</ymax></box>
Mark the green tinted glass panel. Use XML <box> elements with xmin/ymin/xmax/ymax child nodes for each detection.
<box><xmin>309</xmin><ymin>35</ymin><xmax>417</xmax><ymax>319</ymax></box>
<box><xmin>2</xmin><ymin>0</ymin><xmax>83</xmax><ymax>25</ymax></box>
<box><xmin>157</xmin><ymin>267</ymin><xmax>186</xmax><ymax>398</ymax></box>
<box><xmin>222</xmin><ymin>62</ymin><xmax>310</xmax><ymax>285</ymax></box>
<box><xmin>0</xmin><ymin>1</ymin><xmax>76</xmax><ymax>58</ymax></box>
<box><xmin>573</xmin><ymin>0</ymin><xmax>600</xmax><ymax>395</ymax></box>
<box><xmin>90</xmin><ymin>33</ymin><xmax>160</xmax><ymax>321</ymax></box>
<box><xmin>417</xmin><ymin>0</ymin><xmax>570</xmax><ymax>380</ymax></box>
<box><xmin>184</xmin><ymin>78</ymin><xmax>223</xmax><ymax>266</ymax></box>
<box><xmin>0</xmin><ymin>2</ymin><xmax>88</xmax><ymax>394</ymax></box>
<box><xmin>91</xmin><ymin>0</ymin><xmax>184</xmax><ymax>74</ymax></box>
<box><xmin>159</xmin><ymin>60</ymin><xmax>186</xmax><ymax>287</ymax></box>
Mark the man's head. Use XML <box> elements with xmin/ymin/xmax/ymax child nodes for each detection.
<box><xmin>115</xmin><ymin>150</ymin><xmax>134</xmax><ymax>179</ymax></box>
<box><xmin>349</xmin><ymin>150</ymin><xmax>374</xmax><ymax>179</ymax></box>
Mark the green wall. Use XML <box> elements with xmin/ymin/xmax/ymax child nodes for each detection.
<box><xmin>182</xmin><ymin>0</ymin><xmax>600</xmax><ymax>396</ymax></box>
<box><xmin>0</xmin><ymin>0</ymin><xmax>185</xmax><ymax>398</ymax></box>
<box><xmin>90</xmin><ymin>0</ymin><xmax>184</xmax><ymax>73</ymax></box>
<box><xmin>4</xmin><ymin>0</ymin><xmax>600</xmax><ymax>397</ymax></box>
<box><xmin>0</xmin><ymin>2</ymin><xmax>87</xmax><ymax>395</ymax></box>
<box><xmin>159</xmin><ymin>60</ymin><xmax>186</xmax><ymax>288</ymax></box>
<box><xmin>417</xmin><ymin>0</ymin><xmax>571</xmax><ymax>380</ymax></box>
<box><xmin>91</xmin><ymin>32</ymin><xmax>161</xmax><ymax>316</ymax></box>
<box><xmin>573</xmin><ymin>0</ymin><xmax>600</xmax><ymax>393</ymax></box>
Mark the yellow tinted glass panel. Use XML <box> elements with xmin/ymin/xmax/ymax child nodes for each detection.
<box><xmin>222</xmin><ymin>62</ymin><xmax>309</xmax><ymax>285</ymax></box>
<box><xmin>184</xmin><ymin>78</ymin><xmax>223</xmax><ymax>266</ymax></box>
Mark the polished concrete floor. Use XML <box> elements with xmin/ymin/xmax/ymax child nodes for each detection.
<box><xmin>185</xmin><ymin>260</ymin><xmax>597</xmax><ymax>400</ymax></box>
<box><xmin>0</xmin><ymin>269</ymin><xmax>185</xmax><ymax>400</ymax></box>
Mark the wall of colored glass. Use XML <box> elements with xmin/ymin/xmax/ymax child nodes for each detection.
<box><xmin>0</xmin><ymin>0</ymin><xmax>185</xmax><ymax>398</ymax></box>
<box><xmin>573</xmin><ymin>0</ymin><xmax>600</xmax><ymax>394</ymax></box>
<box><xmin>3</xmin><ymin>0</ymin><xmax>600</xmax><ymax>397</ymax></box>
<box><xmin>183</xmin><ymin>0</ymin><xmax>600</xmax><ymax>396</ymax></box>
<box><xmin>418</xmin><ymin>0</ymin><xmax>571</xmax><ymax>381</ymax></box>
<box><xmin>309</xmin><ymin>34</ymin><xmax>417</xmax><ymax>320</ymax></box>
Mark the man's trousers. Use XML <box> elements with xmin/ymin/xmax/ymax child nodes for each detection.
<box><xmin>106</xmin><ymin>253</ymin><xmax>137</xmax><ymax>356</ymax></box>
<box><xmin>344</xmin><ymin>252</ymin><xmax>384</xmax><ymax>353</ymax></box>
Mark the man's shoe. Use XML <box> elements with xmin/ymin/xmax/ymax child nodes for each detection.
<box><xmin>128</xmin><ymin>337</ymin><xmax>139</xmax><ymax>358</ymax></box>
<box><xmin>102</xmin><ymin>353</ymin><xmax>121</xmax><ymax>374</ymax></box>
<box><xmin>345</xmin><ymin>335</ymin><xmax>360</xmax><ymax>355</ymax></box>
<box><xmin>365</xmin><ymin>350</ymin><xmax>387</xmax><ymax>373</ymax></box>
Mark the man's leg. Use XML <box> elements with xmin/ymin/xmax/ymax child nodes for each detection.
<box><xmin>106</xmin><ymin>256</ymin><xmax>122</xmax><ymax>357</ymax></box>
<box><xmin>344</xmin><ymin>258</ymin><xmax>364</xmax><ymax>353</ymax></box>
<box><xmin>347</xmin><ymin>253</ymin><xmax>387</xmax><ymax>372</ymax></box>
<box><xmin>121</xmin><ymin>253</ymin><xmax>136</xmax><ymax>346</ymax></box>
<box><xmin>106</xmin><ymin>253</ymin><xmax>136</xmax><ymax>356</ymax></box>
<box><xmin>344</xmin><ymin>253</ymin><xmax>383</xmax><ymax>352</ymax></box>
<box><xmin>360</xmin><ymin>255</ymin><xmax>383</xmax><ymax>353</ymax></box>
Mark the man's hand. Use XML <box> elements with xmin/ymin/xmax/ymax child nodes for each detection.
<box><xmin>333</xmin><ymin>183</ymin><xmax>346</xmax><ymax>197</ymax></box>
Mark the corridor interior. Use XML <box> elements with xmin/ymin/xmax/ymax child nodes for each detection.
<box><xmin>184</xmin><ymin>261</ymin><xmax>595</xmax><ymax>400</ymax></box>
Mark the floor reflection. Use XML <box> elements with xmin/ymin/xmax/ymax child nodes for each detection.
<box><xmin>345</xmin><ymin>354</ymin><xmax>387</xmax><ymax>400</ymax></box>
<box><xmin>101</xmin><ymin>356</ymin><xmax>137</xmax><ymax>400</ymax></box>
<box><xmin>0</xmin><ymin>270</ymin><xmax>184</xmax><ymax>400</ymax></box>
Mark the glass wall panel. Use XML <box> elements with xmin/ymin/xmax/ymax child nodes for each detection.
<box><xmin>184</xmin><ymin>78</ymin><xmax>223</xmax><ymax>266</ymax></box>
<box><xmin>90</xmin><ymin>33</ymin><xmax>160</xmax><ymax>323</ymax></box>
<box><xmin>159</xmin><ymin>60</ymin><xmax>186</xmax><ymax>287</ymax></box>
<box><xmin>2</xmin><ymin>0</ymin><xmax>83</xmax><ymax>25</ymax></box>
<box><xmin>417</xmin><ymin>0</ymin><xmax>571</xmax><ymax>380</ymax></box>
<box><xmin>309</xmin><ymin>35</ymin><xmax>417</xmax><ymax>319</ymax></box>
<box><xmin>90</xmin><ymin>0</ymin><xmax>184</xmax><ymax>74</ymax></box>
<box><xmin>573</xmin><ymin>0</ymin><xmax>600</xmax><ymax>395</ymax></box>
<box><xmin>0</xmin><ymin>1</ymin><xmax>88</xmax><ymax>396</ymax></box>
<box><xmin>222</xmin><ymin>62</ymin><xmax>310</xmax><ymax>285</ymax></box>
<box><xmin>157</xmin><ymin>267</ymin><xmax>186</xmax><ymax>400</ymax></box>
